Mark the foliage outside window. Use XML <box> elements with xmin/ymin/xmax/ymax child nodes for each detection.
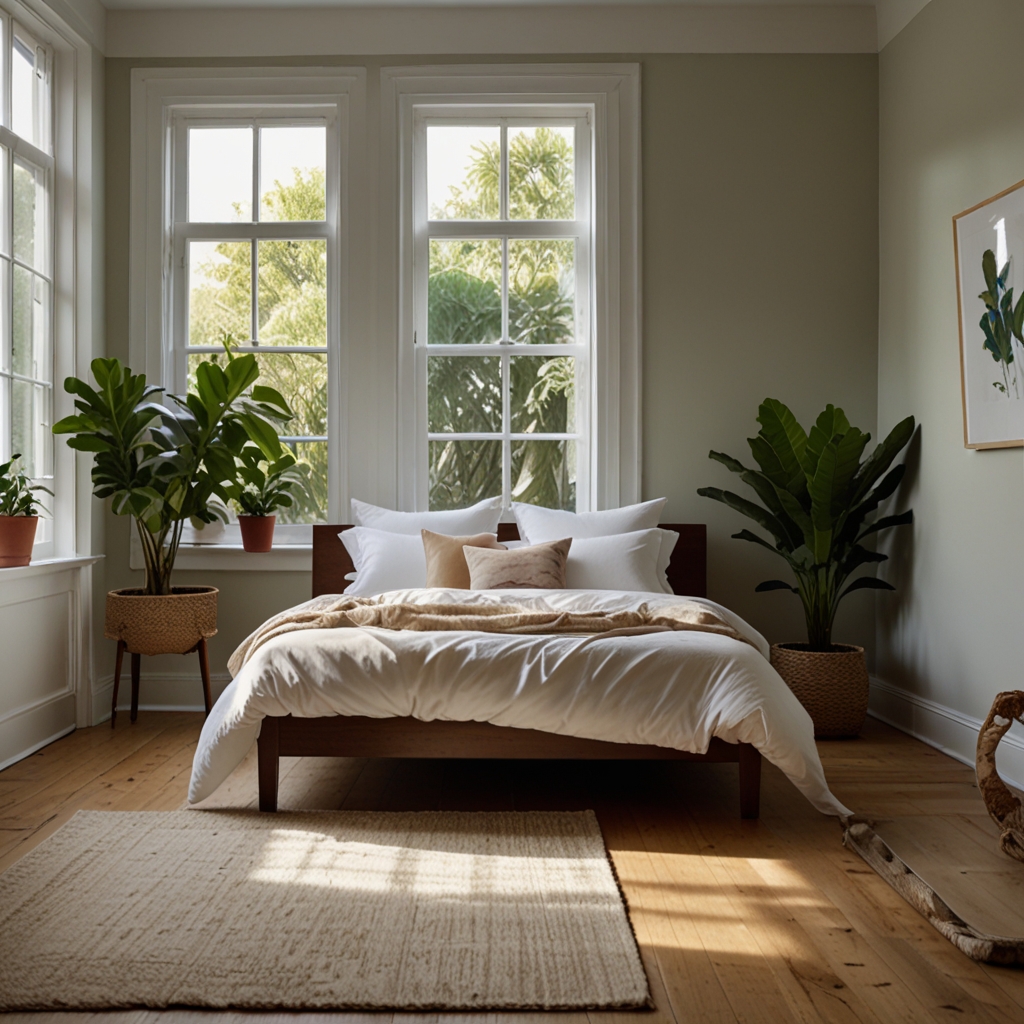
<box><xmin>420</xmin><ymin>119</ymin><xmax>589</xmax><ymax>511</ymax></box>
<box><xmin>174</xmin><ymin>119</ymin><xmax>330</xmax><ymax>523</ymax></box>
<box><xmin>0</xmin><ymin>19</ymin><xmax>53</xmax><ymax>545</ymax></box>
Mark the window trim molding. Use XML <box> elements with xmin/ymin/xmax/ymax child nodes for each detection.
<box><xmin>381</xmin><ymin>63</ymin><xmax>641</xmax><ymax>514</ymax></box>
<box><xmin>128</xmin><ymin>66</ymin><xmax>366</xmax><ymax>564</ymax></box>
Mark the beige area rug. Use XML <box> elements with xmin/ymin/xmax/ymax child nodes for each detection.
<box><xmin>0</xmin><ymin>809</ymin><xmax>650</xmax><ymax>1012</ymax></box>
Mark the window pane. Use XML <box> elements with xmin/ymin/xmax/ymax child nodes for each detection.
<box><xmin>428</xmin><ymin>355</ymin><xmax>501</xmax><ymax>434</ymax></box>
<box><xmin>509</xmin><ymin>240</ymin><xmax>575</xmax><ymax>345</ymax></box>
<box><xmin>0</xmin><ymin>146</ymin><xmax>8</xmax><ymax>258</ymax></box>
<box><xmin>12</xmin><ymin>378</ymin><xmax>50</xmax><ymax>479</ymax></box>
<box><xmin>511</xmin><ymin>439</ymin><xmax>575</xmax><ymax>511</ymax></box>
<box><xmin>510</xmin><ymin>355</ymin><xmax>575</xmax><ymax>434</ymax></box>
<box><xmin>12</xmin><ymin>266</ymin><xmax>48</xmax><ymax>380</ymax></box>
<box><xmin>188</xmin><ymin>127</ymin><xmax>252</xmax><ymax>222</ymax></box>
<box><xmin>188</xmin><ymin>240</ymin><xmax>251</xmax><ymax>346</ymax></box>
<box><xmin>257</xmin><ymin>239</ymin><xmax>326</xmax><ymax>346</ymax></box>
<box><xmin>278</xmin><ymin>439</ymin><xmax>326</xmax><ymax>524</ymax></box>
<box><xmin>509</xmin><ymin>127</ymin><xmax>574</xmax><ymax>220</ymax></box>
<box><xmin>428</xmin><ymin>239</ymin><xmax>502</xmax><ymax>344</ymax></box>
<box><xmin>13</xmin><ymin>160</ymin><xmax>46</xmax><ymax>272</ymax></box>
<box><xmin>429</xmin><ymin>439</ymin><xmax>501</xmax><ymax>511</ymax></box>
<box><xmin>11</xmin><ymin>26</ymin><xmax>48</xmax><ymax>153</ymax></box>
<box><xmin>190</xmin><ymin>350</ymin><xmax>327</xmax><ymax>438</ymax></box>
<box><xmin>260</xmin><ymin>126</ymin><xmax>326</xmax><ymax>222</ymax></box>
<box><xmin>427</xmin><ymin>126</ymin><xmax>500</xmax><ymax>220</ymax></box>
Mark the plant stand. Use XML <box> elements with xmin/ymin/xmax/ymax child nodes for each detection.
<box><xmin>110</xmin><ymin>637</ymin><xmax>212</xmax><ymax>727</ymax></box>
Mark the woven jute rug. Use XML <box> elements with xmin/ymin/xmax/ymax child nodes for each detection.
<box><xmin>0</xmin><ymin>809</ymin><xmax>650</xmax><ymax>1012</ymax></box>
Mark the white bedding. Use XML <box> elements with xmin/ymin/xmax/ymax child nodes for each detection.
<box><xmin>189</xmin><ymin>588</ymin><xmax>851</xmax><ymax>817</ymax></box>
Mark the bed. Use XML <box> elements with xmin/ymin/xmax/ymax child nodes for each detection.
<box><xmin>262</xmin><ymin>524</ymin><xmax>739</xmax><ymax>818</ymax></box>
<box><xmin>189</xmin><ymin>521</ymin><xmax>850</xmax><ymax>821</ymax></box>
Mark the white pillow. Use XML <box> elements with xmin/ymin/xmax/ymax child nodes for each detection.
<box><xmin>340</xmin><ymin>527</ymin><xmax>426</xmax><ymax>596</ymax></box>
<box><xmin>512</xmin><ymin>498</ymin><xmax>666</xmax><ymax>543</ymax></box>
<box><xmin>512</xmin><ymin>499</ymin><xmax>675</xmax><ymax>593</ymax></box>
<box><xmin>351</xmin><ymin>496</ymin><xmax>502</xmax><ymax>535</ymax></box>
<box><xmin>563</xmin><ymin>530</ymin><xmax>665</xmax><ymax>593</ymax></box>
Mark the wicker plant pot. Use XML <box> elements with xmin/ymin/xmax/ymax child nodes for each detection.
<box><xmin>770</xmin><ymin>642</ymin><xmax>869</xmax><ymax>739</ymax></box>
<box><xmin>0</xmin><ymin>515</ymin><xmax>38</xmax><ymax>567</ymax></box>
<box><xmin>104</xmin><ymin>586</ymin><xmax>218</xmax><ymax>657</ymax></box>
<box><xmin>238</xmin><ymin>515</ymin><xmax>275</xmax><ymax>553</ymax></box>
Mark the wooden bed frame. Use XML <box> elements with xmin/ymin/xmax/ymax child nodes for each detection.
<box><xmin>257</xmin><ymin>522</ymin><xmax>762</xmax><ymax>818</ymax></box>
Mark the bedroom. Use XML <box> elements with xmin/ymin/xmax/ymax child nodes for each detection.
<box><xmin>2</xmin><ymin>0</ymin><xmax>1024</xmax><ymax>1018</ymax></box>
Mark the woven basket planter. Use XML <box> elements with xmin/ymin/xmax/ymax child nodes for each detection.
<box><xmin>104</xmin><ymin>586</ymin><xmax>218</xmax><ymax>657</ymax></box>
<box><xmin>770</xmin><ymin>642</ymin><xmax>868</xmax><ymax>739</ymax></box>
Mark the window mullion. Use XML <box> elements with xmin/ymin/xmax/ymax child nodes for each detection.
<box><xmin>251</xmin><ymin>125</ymin><xmax>259</xmax><ymax>344</ymax></box>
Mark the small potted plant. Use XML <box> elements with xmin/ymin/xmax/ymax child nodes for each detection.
<box><xmin>699</xmin><ymin>399</ymin><xmax>915</xmax><ymax>738</ymax></box>
<box><xmin>227</xmin><ymin>443</ymin><xmax>313</xmax><ymax>552</ymax></box>
<box><xmin>0</xmin><ymin>456</ymin><xmax>51</xmax><ymax>567</ymax></box>
<box><xmin>53</xmin><ymin>348</ymin><xmax>294</xmax><ymax>657</ymax></box>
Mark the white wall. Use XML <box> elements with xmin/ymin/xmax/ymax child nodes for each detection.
<box><xmin>874</xmin><ymin>0</ymin><xmax>1024</xmax><ymax>779</ymax></box>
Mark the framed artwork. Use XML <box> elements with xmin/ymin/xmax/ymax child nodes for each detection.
<box><xmin>954</xmin><ymin>178</ymin><xmax>1024</xmax><ymax>449</ymax></box>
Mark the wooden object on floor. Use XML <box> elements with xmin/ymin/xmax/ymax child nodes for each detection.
<box><xmin>110</xmin><ymin>637</ymin><xmax>212</xmax><ymax>727</ymax></box>
<box><xmin>256</xmin><ymin>714</ymin><xmax>762</xmax><ymax>819</ymax></box>
<box><xmin>7</xmin><ymin>714</ymin><xmax>1024</xmax><ymax>1024</ymax></box>
<box><xmin>844</xmin><ymin>821</ymin><xmax>1024</xmax><ymax>965</ymax></box>
<box><xmin>977</xmin><ymin>690</ymin><xmax>1024</xmax><ymax>861</ymax></box>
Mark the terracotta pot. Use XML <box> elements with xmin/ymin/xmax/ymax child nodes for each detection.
<box><xmin>0</xmin><ymin>515</ymin><xmax>38</xmax><ymax>567</ymax></box>
<box><xmin>238</xmin><ymin>514</ymin><xmax>276</xmax><ymax>553</ymax></box>
<box><xmin>770</xmin><ymin>642</ymin><xmax>869</xmax><ymax>739</ymax></box>
<box><xmin>104</xmin><ymin>586</ymin><xmax>218</xmax><ymax>657</ymax></box>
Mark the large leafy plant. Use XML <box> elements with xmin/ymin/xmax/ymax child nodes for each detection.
<box><xmin>53</xmin><ymin>350</ymin><xmax>293</xmax><ymax>595</ymax></box>
<box><xmin>698</xmin><ymin>399</ymin><xmax>915</xmax><ymax>651</ymax></box>
<box><xmin>0</xmin><ymin>456</ymin><xmax>50</xmax><ymax>516</ymax></box>
<box><xmin>226</xmin><ymin>443</ymin><xmax>314</xmax><ymax>517</ymax></box>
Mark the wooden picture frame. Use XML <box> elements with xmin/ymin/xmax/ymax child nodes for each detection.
<box><xmin>256</xmin><ymin>523</ymin><xmax>763</xmax><ymax>819</ymax></box>
<box><xmin>954</xmin><ymin>177</ymin><xmax>1024</xmax><ymax>449</ymax></box>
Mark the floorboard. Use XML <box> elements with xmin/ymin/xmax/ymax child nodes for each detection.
<box><xmin>3</xmin><ymin>714</ymin><xmax>1024</xmax><ymax>1022</ymax></box>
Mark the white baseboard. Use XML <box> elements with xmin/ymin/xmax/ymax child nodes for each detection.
<box><xmin>92</xmin><ymin>671</ymin><xmax>231</xmax><ymax>724</ymax></box>
<box><xmin>869</xmin><ymin>675</ymin><xmax>1024</xmax><ymax>791</ymax></box>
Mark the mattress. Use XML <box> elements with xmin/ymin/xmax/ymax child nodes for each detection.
<box><xmin>188</xmin><ymin>587</ymin><xmax>851</xmax><ymax>817</ymax></box>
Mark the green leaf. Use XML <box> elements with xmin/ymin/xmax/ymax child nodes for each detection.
<box><xmin>756</xmin><ymin>398</ymin><xmax>808</xmax><ymax>494</ymax></box>
<box><xmin>251</xmin><ymin>384</ymin><xmax>292</xmax><ymax>416</ymax></box>
<box><xmin>983</xmin><ymin>249</ymin><xmax>999</xmax><ymax>296</ymax></box>
<box><xmin>803</xmin><ymin>403</ymin><xmax>851</xmax><ymax>478</ymax></box>
<box><xmin>708</xmin><ymin>450</ymin><xmax>749</xmax><ymax>475</ymax></box>
<box><xmin>697</xmin><ymin>486</ymin><xmax>792</xmax><ymax>548</ymax></box>
<box><xmin>850</xmin><ymin>416</ymin><xmax>914</xmax><ymax>503</ymax></box>
<box><xmin>838</xmin><ymin>575</ymin><xmax>896</xmax><ymax>600</ymax></box>
<box><xmin>857</xmin><ymin>508</ymin><xmax>913</xmax><ymax>540</ymax></box>
<box><xmin>755</xmin><ymin>580</ymin><xmax>798</xmax><ymax>593</ymax></box>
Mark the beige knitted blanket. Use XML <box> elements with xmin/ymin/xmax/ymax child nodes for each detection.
<box><xmin>228</xmin><ymin>595</ymin><xmax>755</xmax><ymax>676</ymax></box>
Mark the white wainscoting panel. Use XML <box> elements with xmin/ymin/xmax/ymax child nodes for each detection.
<box><xmin>869</xmin><ymin>675</ymin><xmax>1024</xmax><ymax>792</ymax></box>
<box><xmin>0</xmin><ymin>561</ymin><xmax>96</xmax><ymax>770</ymax></box>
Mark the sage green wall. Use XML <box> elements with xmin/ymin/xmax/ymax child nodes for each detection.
<box><xmin>104</xmin><ymin>53</ymin><xmax>879</xmax><ymax>703</ymax></box>
<box><xmin>876</xmin><ymin>0</ymin><xmax>1024</xmax><ymax>721</ymax></box>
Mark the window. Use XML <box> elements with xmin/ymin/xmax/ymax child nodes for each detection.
<box><xmin>416</xmin><ymin>115</ymin><xmax>590</xmax><ymax>511</ymax></box>
<box><xmin>390</xmin><ymin>66</ymin><xmax>641</xmax><ymax>518</ymax></box>
<box><xmin>170</xmin><ymin>114</ymin><xmax>332</xmax><ymax>525</ymax></box>
<box><xmin>0</xmin><ymin>18</ymin><xmax>53</xmax><ymax>545</ymax></box>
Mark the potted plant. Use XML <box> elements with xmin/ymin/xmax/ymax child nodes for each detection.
<box><xmin>226</xmin><ymin>443</ymin><xmax>313</xmax><ymax>552</ymax></box>
<box><xmin>0</xmin><ymin>456</ymin><xmax>51</xmax><ymax>567</ymax></box>
<box><xmin>698</xmin><ymin>399</ymin><xmax>915</xmax><ymax>738</ymax></box>
<box><xmin>52</xmin><ymin>350</ymin><xmax>294</xmax><ymax>657</ymax></box>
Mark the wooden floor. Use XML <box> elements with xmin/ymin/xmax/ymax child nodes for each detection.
<box><xmin>2</xmin><ymin>713</ymin><xmax>1024</xmax><ymax>1023</ymax></box>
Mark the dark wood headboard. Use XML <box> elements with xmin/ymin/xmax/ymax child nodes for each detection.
<box><xmin>312</xmin><ymin>524</ymin><xmax>707</xmax><ymax>599</ymax></box>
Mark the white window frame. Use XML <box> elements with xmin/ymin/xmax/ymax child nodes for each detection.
<box><xmin>383</xmin><ymin>64</ymin><xmax>641</xmax><ymax>515</ymax></box>
<box><xmin>129</xmin><ymin>67</ymin><xmax>365</xmax><ymax>569</ymax></box>
<box><xmin>413</xmin><ymin>107</ymin><xmax>592</xmax><ymax>512</ymax></box>
<box><xmin>0</xmin><ymin>0</ymin><xmax>92</xmax><ymax>566</ymax></box>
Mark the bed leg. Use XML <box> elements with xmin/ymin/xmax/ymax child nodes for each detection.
<box><xmin>738</xmin><ymin>743</ymin><xmax>761</xmax><ymax>819</ymax></box>
<box><xmin>258</xmin><ymin>716</ymin><xmax>280</xmax><ymax>812</ymax></box>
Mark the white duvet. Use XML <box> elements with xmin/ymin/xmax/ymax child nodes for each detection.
<box><xmin>189</xmin><ymin>587</ymin><xmax>851</xmax><ymax>817</ymax></box>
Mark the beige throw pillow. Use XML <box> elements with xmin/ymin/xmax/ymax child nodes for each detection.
<box><xmin>464</xmin><ymin>538</ymin><xmax>572</xmax><ymax>590</ymax></box>
<box><xmin>421</xmin><ymin>530</ymin><xmax>504</xmax><ymax>589</ymax></box>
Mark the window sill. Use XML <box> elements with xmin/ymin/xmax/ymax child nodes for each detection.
<box><xmin>0</xmin><ymin>554</ymin><xmax>103</xmax><ymax>583</ymax></box>
<box><xmin>164</xmin><ymin>544</ymin><xmax>312</xmax><ymax>573</ymax></box>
